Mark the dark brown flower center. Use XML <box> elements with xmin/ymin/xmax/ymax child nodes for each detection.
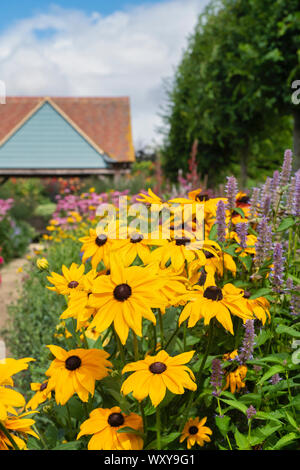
<box><xmin>175</xmin><ymin>237</ymin><xmax>191</xmax><ymax>246</ymax></box>
<box><xmin>65</xmin><ymin>355</ymin><xmax>82</xmax><ymax>371</ymax></box>
<box><xmin>95</xmin><ymin>234</ymin><xmax>108</xmax><ymax>247</ymax></box>
<box><xmin>203</xmin><ymin>286</ymin><xmax>223</xmax><ymax>301</ymax></box>
<box><xmin>108</xmin><ymin>412</ymin><xmax>125</xmax><ymax>427</ymax></box>
<box><xmin>68</xmin><ymin>280</ymin><xmax>79</xmax><ymax>289</ymax></box>
<box><xmin>130</xmin><ymin>233</ymin><xmax>144</xmax><ymax>243</ymax></box>
<box><xmin>237</xmin><ymin>196</ymin><xmax>250</xmax><ymax>204</ymax></box>
<box><xmin>149</xmin><ymin>361</ymin><xmax>167</xmax><ymax>374</ymax></box>
<box><xmin>40</xmin><ymin>382</ymin><xmax>48</xmax><ymax>392</ymax></box>
<box><xmin>243</xmin><ymin>290</ymin><xmax>251</xmax><ymax>299</ymax></box>
<box><xmin>188</xmin><ymin>425</ymin><xmax>199</xmax><ymax>435</ymax></box>
<box><xmin>196</xmin><ymin>193</ymin><xmax>210</xmax><ymax>202</ymax></box>
<box><xmin>113</xmin><ymin>283</ymin><xmax>132</xmax><ymax>301</ymax></box>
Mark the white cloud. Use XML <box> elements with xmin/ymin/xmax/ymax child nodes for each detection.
<box><xmin>0</xmin><ymin>1</ymin><xmax>209</xmax><ymax>146</ymax></box>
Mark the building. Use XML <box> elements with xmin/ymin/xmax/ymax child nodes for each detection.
<box><xmin>0</xmin><ymin>96</ymin><xmax>135</xmax><ymax>178</ymax></box>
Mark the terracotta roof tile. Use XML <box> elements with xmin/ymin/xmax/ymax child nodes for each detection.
<box><xmin>0</xmin><ymin>96</ymin><xmax>135</xmax><ymax>162</ymax></box>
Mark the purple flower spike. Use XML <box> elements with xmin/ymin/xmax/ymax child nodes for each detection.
<box><xmin>280</xmin><ymin>149</ymin><xmax>293</xmax><ymax>187</ymax></box>
<box><xmin>216</xmin><ymin>199</ymin><xmax>226</xmax><ymax>244</ymax></box>
<box><xmin>210</xmin><ymin>358</ymin><xmax>223</xmax><ymax>397</ymax></box>
<box><xmin>246</xmin><ymin>405</ymin><xmax>257</xmax><ymax>420</ymax></box>
<box><xmin>292</xmin><ymin>170</ymin><xmax>300</xmax><ymax>218</ymax></box>
<box><xmin>236</xmin><ymin>222</ymin><xmax>248</xmax><ymax>250</ymax></box>
<box><xmin>249</xmin><ymin>187</ymin><xmax>260</xmax><ymax>219</ymax></box>
<box><xmin>269</xmin><ymin>242</ymin><xmax>285</xmax><ymax>294</ymax></box>
<box><xmin>225</xmin><ymin>176</ymin><xmax>238</xmax><ymax>211</ymax></box>
<box><xmin>254</xmin><ymin>216</ymin><xmax>273</xmax><ymax>268</ymax></box>
<box><xmin>237</xmin><ymin>319</ymin><xmax>255</xmax><ymax>364</ymax></box>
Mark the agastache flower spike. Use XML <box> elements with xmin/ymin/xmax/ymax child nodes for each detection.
<box><xmin>253</xmin><ymin>216</ymin><xmax>273</xmax><ymax>268</ymax></box>
<box><xmin>269</xmin><ymin>242</ymin><xmax>285</xmax><ymax>294</ymax></box>
<box><xmin>249</xmin><ymin>187</ymin><xmax>260</xmax><ymax>219</ymax></box>
<box><xmin>210</xmin><ymin>358</ymin><xmax>223</xmax><ymax>397</ymax></box>
<box><xmin>237</xmin><ymin>320</ymin><xmax>255</xmax><ymax>364</ymax></box>
<box><xmin>280</xmin><ymin>149</ymin><xmax>293</xmax><ymax>187</ymax></box>
<box><xmin>246</xmin><ymin>405</ymin><xmax>257</xmax><ymax>420</ymax></box>
<box><xmin>225</xmin><ymin>176</ymin><xmax>238</xmax><ymax>211</ymax></box>
<box><xmin>216</xmin><ymin>200</ymin><xmax>226</xmax><ymax>244</ymax></box>
<box><xmin>292</xmin><ymin>170</ymin><xmax>300</xmax><ymax>218</ymax></box>
<box><xmin>236</xmin><ymin>222</ymin><xmax>248</xmax><ymax>250</ymax></box>
<box><xmin>271</xmin><ymin>170</ymin><xmax>280</xmax><ymax>211</ymax></box>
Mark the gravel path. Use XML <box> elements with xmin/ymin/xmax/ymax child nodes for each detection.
<box><xmin>0</xmin><ymin>244</ymin><xmax>43</xmax><ymax>359</ymax></box>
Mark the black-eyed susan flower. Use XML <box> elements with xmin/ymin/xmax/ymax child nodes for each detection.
<box><xmin>0</xmin><ymin>411</ymin><xmax>39</xmax><ymax>450</ymax></box>
<box><xmin>121</xmin><ymin>350</ymin><xmax>197</xmax><ymax>407</ymax></box>
<box><xmin>222</xmin><ymin>284</ymin><xmax>271</xmax><ymax>325</ymax></box>
<box><xmin>77</xmin><ymin>406</ymin><xmax>143</xmax><ymax>450</ymax></box>
<box><xmin>79</xmin><ymin>228</ymin><xmax>126</xmax><ymax>270</ymax></box>
<box><xmin>88</xmin><ymin>257</ymin><xmax>167</xmax><ymax>345</ymax></box>
<box><xmin>178</xmin><ymin>283</ymin><xmax>254</xmax><ymax>335</ymax></box>
<box><xmin>180</xmin><ymin>417</ymin><xmax>212</xmax><ymax>449</ymax></box>
<box><xmin>0</xmin><ymin>357</ymin><xmax>34</xmax><ymax>420</ymax></box>
<box><xmin>47</xmin><ymin>263</ymin><xmax>86</xmax><ymax>295</ymax></box>
<box><xmin>45</xmin><ymin>345</ymin><xmax>112</xmax><ymax>405</ymax></box>
<box><xmin>26</xmin><ymin>381</ymin><xmax>52</xmax><ymax>411</ymax></box>
<box><xmin>223</xmin><ymin>365</ymin><xmax>248</xmax><ymax>394</ymax></box>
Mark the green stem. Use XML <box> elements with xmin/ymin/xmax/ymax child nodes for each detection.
<box><xmin>152</xmin><ymin>323</ymin><xmax>157</xmax><ymax>353</ymax></box>
<box><xmin>0</xmin><ymin>421</ymin><xmax>21</xmax><ymax>450</ymax></box>
<box><xmin>156</xmin><ymin>406</ymin><xmax>161</xmax><ymax>450</ymax></box>
<box><xmin>133</xmin><ymin>332</ymin><xmax>139</xmax><ymax>361</ymax></box>
<box><xmin>180</xmin><ymin>322</ymin><xmax>214</xmax><ymax>430</ymax></box>
<box><xmin>158</xmin><ymin>309</ymin><xmax>165</xmax><ymax>348</ymax></box>
<box><xmin>113</xmin><ymin>327</ymin><xmax>126</xmax><ymax>365</ymax></box>
<box><xmin>164</xmin><ymin>325</ymin><xmax>180</xmax><ymax>350</ymax></box>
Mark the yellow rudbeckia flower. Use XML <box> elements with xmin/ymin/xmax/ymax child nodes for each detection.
<box><xmin>45</xmin><ymin>345</ymin><xmax>112</xmax><ymax>405</ymax></box>
<box><xmin>121</xmin><ymin>350</ymin><xmax>197</xmax><ymax>407</ymax></box>
<box><xmin>77</xmin><ymin>406</ymin><xmax>143</xmax><ymax>450</ymax></box>
<box><xmin>180</xmin><ymin>416</ymin><xmax>212</xmax><ymax>449</ymax></box>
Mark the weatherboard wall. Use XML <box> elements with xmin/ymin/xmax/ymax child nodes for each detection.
<box><xmin>0</xmin><ymin>102</ymin><xmax>108</xmax><ymax>168</ymax></box>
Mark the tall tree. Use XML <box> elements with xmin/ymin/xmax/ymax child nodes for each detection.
<box><xmin>161</xmin><ymin>0</ymin><xmax>299</xmax><ymax>187</ymax></box>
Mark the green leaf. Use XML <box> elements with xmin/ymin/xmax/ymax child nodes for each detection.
<box><xmin>219</xmin><ymin>398</ymin><xmax>248</xmax><ymax>414</ymax></box>
<box><xmin>215</xmin><ymin>415</ymin><xmax>231</xmax><ymax>437</ymax></box>
<box><xmin>275</xmin><ymin>324</ymin><xmax>300</xmax><ymax>338</ymax></box>
<box><xmin>271</xmin><ymin>433</ymin><xmax>298</xmax><ymax>450</ymax></box>
<box><xmin>257</xmin><ymin>365</ymin><xmax>285</xmax><ymax>385</ymax></box>
<box><xmin>249</xmin><ymin>288</ymin><xmax>272</xmax><ymax>299</ymax></box>
<box><xmin>234</xmin><ymin>428</ymin><xmax>250</xmax><ymax>450</ymax></box>
<box><xmin>53</xmin><ymin>441</ymin><xmax>82</xmax><ymax>450</ymax></box>
<box><xmin>117</xmin><ymin>427</ymin><xmax>145</xmax><ymax>438</ymax></box>
<box><xmin>284</xmin><ymin>411</ymin><xmax>299</xmax><ymax>431</ymax></box>
<box><xmin>276</xmin><ymin>217</ymin><xmax>295</xmax><ymax>232</ymax></box>
<box><xmin>145</xmin><ymin>432</ymin><xmax>181</xmax><ymax>450</ymax></box>
<box><xmin>232</xmin><ymin>207</ymin><xmax>245</xmax><ymax>218</ymax></box>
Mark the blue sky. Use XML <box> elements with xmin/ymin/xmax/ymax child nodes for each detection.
<box><xmin>0</xmin><ymin>0</ymin><xmax>207</xmax><ymax>144</ymax></box>
<box><xmin>0</xmin><ymin>0</ymin><xmax>164</xmax><ymax>31</ymax></box>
